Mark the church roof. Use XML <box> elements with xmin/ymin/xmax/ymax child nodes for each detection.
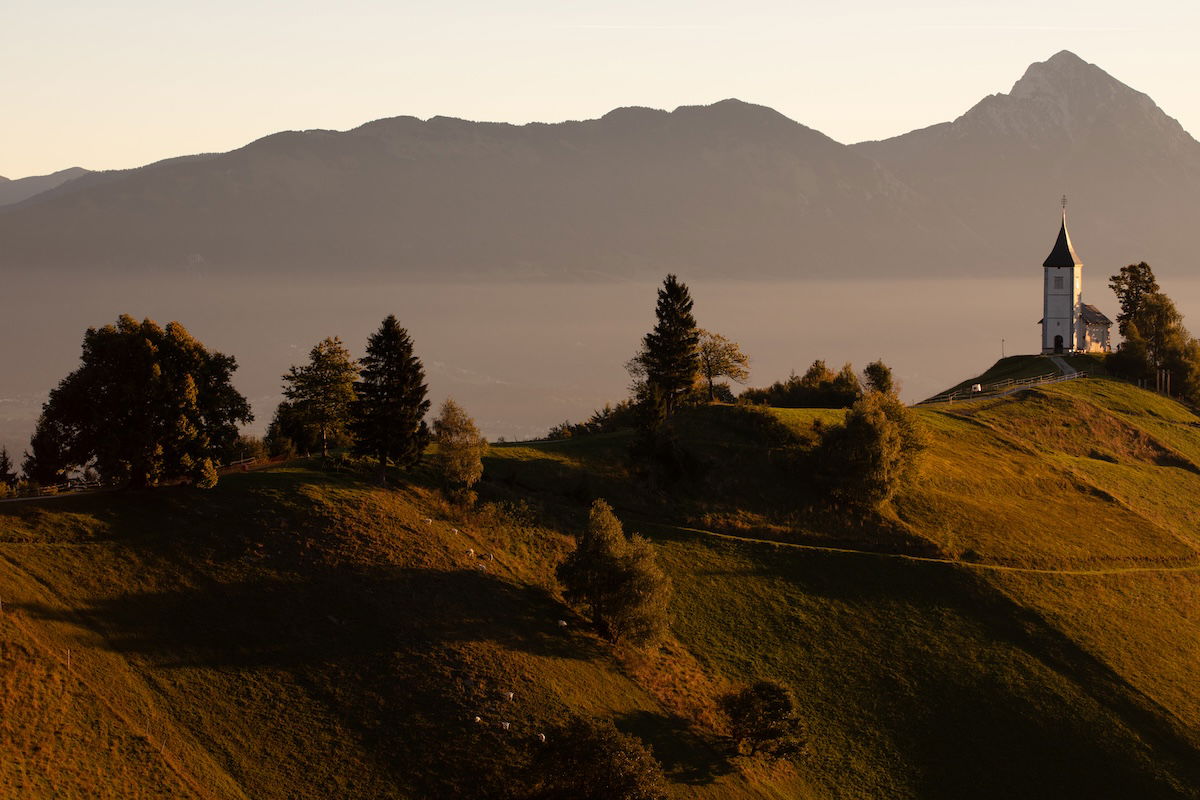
<box><xmin>1081</xmin><ymin>304</ymin><xmax>1111</xmax><ymax>326</ymax></box>
<box><xmin>1043</xmin><ymin>213</ymin><xmax>1083</xmax><ymax>268</ymax></box>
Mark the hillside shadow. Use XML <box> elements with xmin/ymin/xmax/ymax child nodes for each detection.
<box><xmin>615</xmin><ymin>710</ymin><xmax>733</xmax><ymax>786</ymax></box>
<box><xmin>15</xmin><ymin>566</ymin><xmax>603</xmax><ymax>667</ymax></box>
<box><xmin>718</xmin><ymin>543</ymin><xmax>1200</xmax><ymax>798</ymax></box>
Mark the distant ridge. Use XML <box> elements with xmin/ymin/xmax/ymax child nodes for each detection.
<box><xmin>1</xmin><ymin>51</ymin><xmax>1197</xmax><ymax>280</ymax></box>
<box><xmin>0</xmin><ymin>167</ymin><xmax>89</xmax><ymax>207</ymax></box>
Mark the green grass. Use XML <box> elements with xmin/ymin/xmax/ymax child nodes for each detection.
<box><xmin>928</xmin><ymin>353</ymin><xmax>1108</xmax><ymax>400</ymax></box>
<box><xmin>6</xmin><ymin>376</ymin><xmax>1200</xmax><ymax>798</ymax></box>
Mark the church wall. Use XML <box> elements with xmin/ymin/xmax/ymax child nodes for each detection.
<box><xmin>1043</xmin><ymin>265</ymin><xmax>1081</xmax><ymax>352</ymax></box>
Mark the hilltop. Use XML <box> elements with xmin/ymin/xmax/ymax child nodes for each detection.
<box><xmin>4</xmin><ymin>376</ymin><xmax>1200</xmax><ymax>798</ymax></box>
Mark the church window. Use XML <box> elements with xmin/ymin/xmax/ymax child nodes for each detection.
<box><xmin>1053</xmin><ymin>276</ymin><xmax>1064</xmax><ymax>289</ymax></box>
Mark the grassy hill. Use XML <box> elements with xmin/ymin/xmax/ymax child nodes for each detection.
<box><xmin>4</xmin><ymin>376</ymin><xmax>1200</xmax><ymax>798</ymax></box>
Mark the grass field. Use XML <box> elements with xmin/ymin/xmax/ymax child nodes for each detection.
<box><xmin>4</xmin><ymin>376</ymin><xmax>1200</xmax><ymax>798</ymax></box>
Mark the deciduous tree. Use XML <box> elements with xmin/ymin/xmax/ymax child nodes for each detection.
<box><xmin>557</xmin><ymin>499</ymin><xmax>672</xmax><ymax>647</ymax></box>
<box><xmin>1109</xmin><ymin>262</ymin><xmax>1160</xmax><ymax>335</ymax></box>
<box><xmin>24</xmin><ymin>315</ymin><xmax>250</xmax><ymax>489</ymax></box>
<box><xmin>432</xmin><ymin>398</ymin><xmax>487</xmax><ymax>503</ymax></box>
<box><xmin>820</xmin><ymin>389</ymin><xmax>925</xmax><ymax>510</ymax></box>
<box><xmin>720</xmin><ymin>681</ymin><xmax>806</xmax><ymax>758</ymax></box>
<box><xmin>281</xmin><ymin>337</ymin><xmax>358</xmax><ymax>458</ymax></box>
<box><xmin>349</xmin><ymin>315</ymin><xmax>431</xmax><ymax>479</ymax></box>
<box><xmin>525</xmin><ymin>715</ymin><xmax>668</xmax><ymax>800</ymax></box>
<box><xmin>862</xmin><ymin>359</ymin><xmax>895</xmax><ymax>395</ymax></box>
<box><xmin>697</xmin><ymin>329</ymin><xmax>750</xmax><ymax>402</ymax></box>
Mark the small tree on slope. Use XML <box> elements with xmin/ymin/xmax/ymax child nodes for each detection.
<box><xmin>720</xmin><ymin>680</ymin><xmax>806</xmax><ymax>758</ymax></box>
<box><xmin>432</xmin><ymin>397</ymin><xmax>487</xmax><ymax>504</ymax></box>
<box><xmin>524</xmin><ymin>715</ymin><xmax>668</xmax><ymax>800</ymax></box>
<box><xmin>557</xmin><ymin>499</ymin><xmax>672</xmax><ymax>647</ymax></box>
<box><xmin>820</xmin><ymin>388</ymin><xmax>926</xmax><ymax>511</ymax></box>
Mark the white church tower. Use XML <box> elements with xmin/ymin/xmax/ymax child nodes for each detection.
<box><xmin>1040</xmin><ymin>199</ymin><xmax>1111</xmax><ymax>354</ymax></box>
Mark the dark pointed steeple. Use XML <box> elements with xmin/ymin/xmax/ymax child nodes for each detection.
<box><xmin>1043</xmin><ymin>203</ymin><xmax>1082</xmax><ymax>268</ymax></box>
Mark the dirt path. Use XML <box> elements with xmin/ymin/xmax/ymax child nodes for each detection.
<box><xmin>639</xmin><ymin>520</ymin><xmax>1200</xmax><ymax>578</ymax></box>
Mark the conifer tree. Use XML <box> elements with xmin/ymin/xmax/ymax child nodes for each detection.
<box><xmin>0</xmin><ymin>446</ymin><xmax>16</xmax><ymax>489</ymax></box>
<box><xmin>281</xmin><ymin>336</ymin><xmax>358</xmax><ymax>458</ymax></box>
<box><xmin>432</xmin><ymin>398</ymin><xmax>487</xmax><ymax>503</ymax></box>
<box><xmin>629</xmin><ymin>275</ymin><xmax>700</xmax><ymax>422</ymax></box>
<box><xmin>349</xmin><ymin>315</ymin><xmax>431</xmax><ymax>479</ymax></box>
<box><xmin>23</xmin><ymin>315</ymin><xmax>250</xmax><ymax>489</ymax></box>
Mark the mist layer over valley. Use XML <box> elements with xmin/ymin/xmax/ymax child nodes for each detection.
<box><xmin>5</xmin><ymin>271</ymin><xmax>1185</xmax><ymax>457</ymax></box>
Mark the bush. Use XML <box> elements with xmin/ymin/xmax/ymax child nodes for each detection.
<box><xmin>740</xmin><ymin>359</ymin><xmax>862</xmax><ymax>408</ymax></box>
<box><xmin>720</xmin><ymin>681</ymin><xmax>805</xmax><ymax>758</ymax></box>
<box><xmin>819</xmin><ymin>390</ymin><xmax>926</xmax><ymax>511</ymax></box>
<box><xmin>557</xmin><ymin>500</ymin><xmax>672</xmax><ymax>647</ymax></box>
<box><xmin>523</xmin><ymin>715</ymin><xmax>668</xmax><ymax>800</ymax></box>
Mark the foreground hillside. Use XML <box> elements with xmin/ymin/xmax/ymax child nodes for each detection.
<box><xmin>3</xmin><ymin>377</ymin><xmax>1200</xmax><ymax>798</ymax></box>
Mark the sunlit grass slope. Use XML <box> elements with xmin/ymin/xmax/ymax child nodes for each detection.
<box><xmin>487</xmin><ymin>376</ymin><xmax>1200</xmax><ymax>797</ymax></box>
<box><xmin>1</xmin><ymin>468</ymin><xmax>799</xmax><ymax>799</ymax></box>
<box><xmin>6</xmin><ymin>375</ymin><xmax>1200</xmax><ymax>799</ymax></box>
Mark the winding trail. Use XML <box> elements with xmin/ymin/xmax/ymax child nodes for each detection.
<box><xmin>636</xmin><ymin>519</ymin><xmax>1200</xmax><ymax>578</ymax></box>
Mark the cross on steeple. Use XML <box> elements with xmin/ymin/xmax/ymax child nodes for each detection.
<box><xmin>1061</xmin><ymin>194</ymin><xmax>1068</xmax><ymax>210</ymax></box>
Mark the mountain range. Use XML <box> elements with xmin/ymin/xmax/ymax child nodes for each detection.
<box><xmin>2</xmin><ymin>50</ymin><xmax>1198</xmax><ymax>280</ymax></box>
<box><xmin>0</xmin><ymin>167</ymin><xmax>88</xmax><ymax>207</ymax></box>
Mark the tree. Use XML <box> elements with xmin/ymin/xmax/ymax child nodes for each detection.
<box><xmin>1109</xmin><ymin>262</ymin><xmax>1160</xmax><ymax>335</ymax></box>
<box><xmin>432</xmin><ymin>398</ymin><xmax>487</xmax><ymax>503</ymax></box>
<box><xmin>720</xmin><ymin>681</ymin><xmax>806</xmax><ymax>758</ymax></box>
<box><xmin>697</xmin><ymin>329</ymin><xmax>750</xmax><ymax>402</ymax></box>
<box><xmin>525</xmin><ymin>715</ymin><xmax>668</xmax><ymax>800</ymax></box>
<box><xmin>349</xmin><ymin>315</ymin><xmax>431</xmax><ymax>479</ymax></box>
<box><xmin>830</xmin><ymin>363</ymin><xmax>862</xmax><ymax>405</ymax></box>
<box><xmin>23</xmin><ymin>315</ymin><xmax>251</xmax><ymax>489</ymax></box>
<box><xmin>0</xmin><ymin>447</ymin><xmax>17</xmax><ymax>489</ymax></box>
<box><xmin>264</xmin><ymin>400</ymin><xmax>316</xmax><ymax>457</ymax></box>
<box><xmin>862</xmin><ymin>359</ymin><xmax>895</xmax><ymax>395</ymax></box>
<box><xmin>557</xmin><ymin>499</ymin><xmax>672</xmax><ymax>647</ymax></box>
<box><xmin>281</xmin><ymin>337</ymin><xmax>358</xmax><ymax>458</ymax></box>
<box><xmin>1107</xmin><ymin>275</ymin><xmax>1200</xmax><ymax>405</ymax></box>
<box><xmin>820</xmin><ymin>389</ymin><xmax>926</xmax><ymax>511</ymax></box>
<box><xmin>627</xmin><ymin>275</ymin><xmax>700</xmax><ymax>423</ymax></box>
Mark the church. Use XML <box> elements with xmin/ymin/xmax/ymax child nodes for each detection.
<box><xmin>1039</xmin><ymin>204</ymin><xmax>1112</xmax><ymax>354</ymax></box>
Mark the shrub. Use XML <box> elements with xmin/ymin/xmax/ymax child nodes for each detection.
<box><xmin>523</xmin><ymin>715</ymin><xmax>668</xmax><ymax>800</ymax></box>
<box><xmin>720</xmin><ymin>681</ymin><xmax>805</xmax><ymax>758</ymax></box>
<box><xmin>820</xmin><ymin>389</ymin><xmax>926</xmax><ymax>511</ymax></box>
<box><xmin>557</xmin><ymin>500</ymin><xmax>672</xmax><ymax>647</ymax></box>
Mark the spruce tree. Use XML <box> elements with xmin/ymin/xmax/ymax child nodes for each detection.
<box><xmin>349</xmin><ymin>315</ymin><xmax>431</xmax><ymax>480</ymax></box>
<box><xmin>0</xmin><ymin>446</ymin><xmax>16</xmax><ymax>490</ymax></box>
<box><xmin>281</xmin><ymin>336</ymin><xmax>359</xmax><ymax>458</ymax></box>
<box><xmin>632</xmin><ymin>275</ymin><xmax>700</xmax><ymax>421</ymax></box>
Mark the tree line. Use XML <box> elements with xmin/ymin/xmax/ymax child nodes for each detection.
<box><xmin>14</xmin><ymin>314</ymin><xmax>486</xmax><ymax>497</ymax></box>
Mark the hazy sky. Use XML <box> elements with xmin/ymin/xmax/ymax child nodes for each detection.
<box><xmin>4</xmin><ymin>0</ymin><xmax>1198</xmax><ymax>178</ymax></box>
